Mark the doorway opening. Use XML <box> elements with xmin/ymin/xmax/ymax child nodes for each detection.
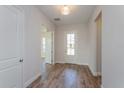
<box><xmin>64</xmin><ymin>32</ymin><xmax>77</xmax><ymax>64</ymax></box>
<box><xmin>41</xmin><ymin>25</ymin><xmax>54</xmax><ymax>80</ymax></box>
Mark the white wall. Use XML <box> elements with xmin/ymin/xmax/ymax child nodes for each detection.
<box><xmin>88</xmin><ymin>6</ymin><xmax>101</xmax><ymax>76</ymax></box>
<box><xmin>89</xmin><ymin>5</ymin><xmax>124</xmax><ymax>87</ymax></box>
<box><xmin>55</xmin><ymin>24</ymin><xmax>89</xmax><ymax>65</ymax></box>
<box><xmin>17</xmin><ymin>6</ymin><xmax>55</xmax><ymax>87</ymax></box>
<box><xmin>102</xmin><ymin>6</ymin><xmax>124</xmax><ymax>88</ymax></box>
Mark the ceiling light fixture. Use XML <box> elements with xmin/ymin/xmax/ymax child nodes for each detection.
<box><xmin>61</xmin><ymin>5</ymin><xmax>70</xmax><ymax>15</ymax></box>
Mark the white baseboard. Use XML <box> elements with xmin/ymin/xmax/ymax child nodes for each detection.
<box><xmin>92</xmin><ymin>72</ymin><xmax>98</xmax><ymax>76</ymax></box>
<box><xmin>23</xmin><ymin>73</ymin><xmax>41</xmax><ymax>88</ymax></box>
<box><xmin>87</xmin><ymin>65</ymin><xmax>96</xmax><ymax>76</ymax></box>
<box><xmin>55</xmin><ymin>61</ymin><xmax>65</xmax><ymax>64</ymax></box>
<box><xmin>88</xmin><ymin>65</ymin><xmax>102</xmax><ymax>76</ymax></box>
<box><xmin>90</xmin><ymin>71</ymin><xmax>101</xmax><ymax>76</ymax></box>
<box><xmin>93</xmin><ymin>72</ymin><xmax>101</xmax><ymax>76</ymax></box>
<box><xmin>97</xmin><ymin>72</ymin><xmax>101</xmax><ymax>76</ymax></box>
<box><xmin>101</xmin><ymin>84</ymin><xmax>103</xmax><ymax>88</ymax></box>
<box><xmin>55</xmin><ymin>61</ymin><xmax>89</xmax><ymax>66</ymax></box>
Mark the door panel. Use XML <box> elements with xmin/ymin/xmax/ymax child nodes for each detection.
<box><xmin>0</xmin><ymin>6</ymin><xmax>18</xmax><ymax>60</ymax></box>
<box><xmin>0</xmin><ymin>6</ymin><xmax>23</xmax><ymax>88</ymax></box>
<box><xmin>0</xmin><ymin>64</ymin><xmax>18</xmax><ymax>88</ymax></box>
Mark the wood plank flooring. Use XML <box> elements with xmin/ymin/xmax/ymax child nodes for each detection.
<box><xmin>28</xmin><ymin>63</ymin><xmax>101</xmax><ymax>88</ymax></box>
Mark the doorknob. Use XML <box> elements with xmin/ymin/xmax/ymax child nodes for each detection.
<box><xmin>19</xmin><ymin>59</ymin><xmax>23</xmax><ymax>62</ymax></box>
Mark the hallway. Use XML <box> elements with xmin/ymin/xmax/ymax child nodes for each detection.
<box><xmin>1</xmin><ymin>5</ymin><xmax>124</xmax><ymax>88</ymax></box>
<box><xmin>29</xmin><ymin>63</ymin><xmax>101</xmax><ymax>88</ymax></box>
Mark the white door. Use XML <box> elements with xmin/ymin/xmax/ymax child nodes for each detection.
<box><xmin>45</xmin><ymin>32</ymin><xmax>52</xmax><ymax>64</ymax></box>
<box><xmin>64</xmin><ymin>32</ymin><xmax>77</xmax><ymax>64</ymax></box>
<box><xmin>0</xmin><ymin>6</ymin><xmax>23</xmax><ymax>88</ymax></box>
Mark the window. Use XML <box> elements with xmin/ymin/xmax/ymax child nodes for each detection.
<box><xmin>67</xmin><ymin>33</ymin><xmax>75</xmax><ymax>55</ymax></box>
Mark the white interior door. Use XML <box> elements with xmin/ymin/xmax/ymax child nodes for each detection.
<box><xmin>45</xmin><ymin>32</ymin><xmax>52</xmax><ymax>64</ymax></box>
<box><xmin>64</xmin><ymin>32</ymin><xmax>77</xmax><ymax>64</ymax></box>
<box><xmin>0</xmin><ymin>6</ymin><xmax>23</xmax><ymax>88</ymax></box>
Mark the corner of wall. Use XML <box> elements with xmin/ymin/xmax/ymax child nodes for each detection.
<box><xmin>88</xmin><ymin>5</ymin><xmax>102</xmax><ymax>77</ymax></box>
<box><xmin>88</xmin><ymin>64</ymin><xmax>97</xmax><ymax>76</ymax></box>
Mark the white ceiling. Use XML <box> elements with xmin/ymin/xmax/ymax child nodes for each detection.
<box><xmin>38</xmin><ymin>5</ymin><xmax>96</xmax><ymax>26</ymax></box>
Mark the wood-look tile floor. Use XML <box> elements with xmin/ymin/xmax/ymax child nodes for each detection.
<box><xmin>29</xmin><ymin>63</ymin><xmax>101</xmax><ymax>88</ymax></box>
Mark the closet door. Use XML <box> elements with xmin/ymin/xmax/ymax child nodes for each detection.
<box><xmin>0</xmin><ymin>6</ymin><xmax>24</xmax><ymax>88</ymax></box>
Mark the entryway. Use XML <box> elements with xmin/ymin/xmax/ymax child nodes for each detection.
<box><xmin>40</xmin><ymin>25</ymin><xmax>54</xmax><ymax>80</ymax></box>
